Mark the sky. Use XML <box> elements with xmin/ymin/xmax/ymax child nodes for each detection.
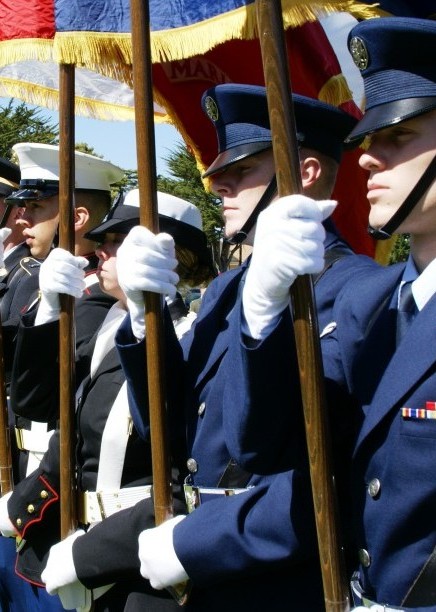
<box><xmin>0</xmin><ymin>96</ymin><xmax>183</xmax><ymax>177</ymax></box>
<box><xmin>73</xmin><ymin>116</ymin><xmax>183</xmax><ymax>176</ymax></box>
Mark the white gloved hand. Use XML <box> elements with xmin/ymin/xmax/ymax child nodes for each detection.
<box><xmin>117</xmin><ymin>226</ymin><xmax>179</xmax><ymax>340</ymax></box>
<box><xmin>351</xmin><ymin>608</ymin><xmax>370</xmax><ymax>611</ymax></box>
<box><xmin>138</xmin><ymin>515</ymin><xmax>188</xmax><ymax>590</ymax></box>
<box><xmin>242</xmin><ymin>195</ymin><xmax>337</xmax><ymax>339</ymax></box>
<box><xmin>0</xmin><ymin>227</ymin><xmax>12</xmax><ymax>271</ymax></box>
<box><xmin>41</xmin><ymin>529</ymin><xmax>93</xmax><ymax>610</ymax></box>
<box><xmin>0</xmin><ymin>491</ymin><xmax>17</xmax><ymax>537</ymax></box>
<box><xmin>35</xmin><ymin>248</ymin><xmax>88</xmax><ymax>326</ymax></box>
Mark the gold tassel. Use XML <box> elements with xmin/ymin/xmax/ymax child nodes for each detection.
<box><xmin>0</xmin><ymin>39</ymin><xmax>53</xmax><ymax>68</ymax></box>
<box><xmin>318</xmin><ymin>74</ymin><xmax>354</xmax><ymax>107</ymax></box>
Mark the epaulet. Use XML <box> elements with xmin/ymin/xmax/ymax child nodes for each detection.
<box><xmin>19</xmin><ymin>256</ymin><xmax>42</xmax><ymax>276</ymax></box>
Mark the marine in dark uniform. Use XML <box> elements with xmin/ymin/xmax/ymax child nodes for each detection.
<box><xmin>0</xmin><ymin>144</ymin><xmax>124</xmax><ymax>612</ymax></box>
<box><xmin>2</xmin><ymin>191</ymin><xmax>214</xmax><ymax>612</ymax></box>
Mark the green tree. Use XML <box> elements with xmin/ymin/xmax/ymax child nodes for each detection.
<box><xmin>0</xmin><ymin>100</ymin><xmax>58</xmax><ymax>159</ymax></box>
<box><xmin>156</xmin><ymin>143</ymin><xmax>237</xmax><ymax>271</ymax></box>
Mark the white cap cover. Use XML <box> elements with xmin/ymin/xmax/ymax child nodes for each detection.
<box><xmin>124</xmin><ymin>189</ymin><xmax>203</xmax><ymax>230</ymax></box>
<box><xmin>13</xmin><ymin>142</ymin><xmax>124</xmax><ymax>191</ymax></box>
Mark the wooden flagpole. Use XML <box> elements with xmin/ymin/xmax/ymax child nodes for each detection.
<box><xmin>0</xmin><ymin>329</ymin><xmax>12</xmax><ymax>496</ymax></box>
<box><xmin>255</xmin><ymin>1</ymin><xmax>350</xmax><ymax>610</ymax></box>
<box><xmin>129</xmin><ymin>0</ymin><xmax>189</xmax><ymax>605</ymax></box>
<box><xmin>58</xmin><ymin>63</ymin><xmax>78</xmax><ymax>539</ymax></box>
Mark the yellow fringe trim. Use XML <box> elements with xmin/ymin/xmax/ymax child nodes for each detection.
<box><xmin>0</xmin><ymin>77</ymin><xmax>140</xmax><ymax>122</ymax></box>
<box><xmin>318</xmin><ymin>74</ymin><xmax>354</xmax><ymax>107</ymax></box>
<box><xmin>0</xmin><ymin>77</ymin><xmax>167</xmax><ymax>124</ymax></box>
<box><xmin>0</xmin><ymin>38</ymin><xmax>53</xmax><ymax>69</ymax></box>
<box><xmin>52</xmin><ymin>1</ymin><xmax>381</xmax><ymax>74</ymax></box>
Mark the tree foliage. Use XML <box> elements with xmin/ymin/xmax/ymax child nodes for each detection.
<box><xmin>0</xmin><ymin>100</ymin><xmax>58</xmax><ymax>159</ymax></box>
<box><xmin>389</xmin><ymin>234</ymin><xmax>410</xmax><ymax>264</ymax></box>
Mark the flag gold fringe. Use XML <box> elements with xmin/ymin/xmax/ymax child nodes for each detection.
<box><xmin>51</xmin><ymin>1</ymin><xmax>380</xmax><ymax>79</ymax></box>
<box><xmin>318</xmin><ymin>74</ymin><xmax>354</xmax><ymax>107</ymax></box>
<box><xmin>0</xmin><ymin>38</ymin><xmax>53</xmax><ymax>69</ymax></box>
<box><xmin>0</xmin><ymin>77</ymin><xmax>139</xmax><ymax>121</ymax></box>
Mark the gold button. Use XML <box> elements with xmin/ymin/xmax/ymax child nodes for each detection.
<box><xmin>40</xmin><ymin>490</ymin><xmax>48</xmax><ymax>499</ymax></box>
<box><xmin>16</xmin><ymin>518</ymin><xmax>22</xmax><ymax>527</ymax></box>
<box><xmin>27</xmin><ymin>504</ymin><xmax>35</xmax><ymax>514</ymax></box>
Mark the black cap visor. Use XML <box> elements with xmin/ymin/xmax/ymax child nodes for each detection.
<box><xmin>86</xmin><ymin>209</ymin><xmax>213</xmax><ymax>270</ymax></box>
<box><xmin>5</xmin><ymin>179</ymin><xmax>59</xmax><ymax>206</ymax></box>
<box><xmin>85</xmin><ymin>217</ymin><xmax>138</xmax><ymax>243</ymax></box>
<box><xmin>345</xmin><ymin>97</ymin><xmax>436</xmax><ymax>145</ymax></box>
<box><xmin>202</xmin><ymin>141</ymin><xmax>271</xmax><ymax>178</ymax></box>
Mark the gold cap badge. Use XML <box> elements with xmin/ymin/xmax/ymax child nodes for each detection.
<box><xmin>204</xmin><ymin>96</ymin><xmax>219</xmax><ymax>122</ymax></box>
<box><xmin>349</xmin><ymin>36</ymin><xmax>369</xmax><ymax>71</ymax></box>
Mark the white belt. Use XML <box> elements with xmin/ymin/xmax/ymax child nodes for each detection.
<box><xmin>78</xmin><ymin>485</ymin><xmax>152</xmax><ymax>524</ymax></box>
<box><xmin>15</xmin><ymin>424</ymin><xmax>55</xmax><ymax>453</ymax></box>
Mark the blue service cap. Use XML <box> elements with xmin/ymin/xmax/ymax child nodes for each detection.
<box><xmin>201</xmin><ymin>83</ymin><xmax>358</xmax><ymax>177</ymax></box>
<box><xmin>345</xmin><ymin>17</ymin><xmax>436</xmax><ymax>144</ymax></box>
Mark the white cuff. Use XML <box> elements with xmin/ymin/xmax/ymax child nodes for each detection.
<box><xmin>0</xmin><ymin>491</ymin><xmax>17</xmax><ymax>537</ymax></box>
<box><xmin>42</xmin><ymin>530</ymin><xmax>85</xmax><ymax>594</ymax></box>
<box><xmin>35</xmin><ymin>296</ymin><xmax>60</xmax><ymax>326</ymax></box>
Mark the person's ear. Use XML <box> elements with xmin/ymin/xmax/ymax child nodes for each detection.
<box><xmin>300</xmin><ymin>156</ymin><xmax>321</xmax><ymax>190</ymax></box>
<box><xmin>74</xmin><ymin>206</ymin><xmax>90</xmax><ymax>231</ymax></box>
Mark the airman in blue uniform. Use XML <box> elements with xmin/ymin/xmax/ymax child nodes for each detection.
<box><xmin>222</xmin><ymin>17</ymin><xmax>436</xmax><ymax>611</ymax></box>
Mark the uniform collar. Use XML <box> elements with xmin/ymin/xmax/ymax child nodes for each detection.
<box><xmin>405</xmin><ymin>255</ymin><xmax>436</xmax><ymax>311</ymax></box>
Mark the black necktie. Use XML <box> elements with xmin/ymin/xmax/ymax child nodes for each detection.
<box><xmin>396</xmin><ymin>281</ymin><xmax>417</xmax><ymax>346</ymax></box>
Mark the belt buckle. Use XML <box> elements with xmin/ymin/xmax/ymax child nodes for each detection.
<box><xmin>14</xmin><ymin>428</ymin><xmax>24</xmax><ymax>451</ymax></box>
<box><xmin>224</xmin><ymin>488</ymin><xmax>237</xmax><ymax>497</ymax></box>
<box><xmin>77</xmin><ymin>491</ymin><xmax>104</xmax><ymax>525</ymax></box>
<box><xmin>183</xmin><ymin>484</ymin><xmax>200</xmax><ymax>513</ymax></box>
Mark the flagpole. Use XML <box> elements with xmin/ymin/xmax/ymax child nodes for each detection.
<box><xmin>0</xmin><ymin>327</ymin><xmax>12</xmax><ymax>496</ymax></box>
<box><xmin>255</xmin><ymin>2</ymin><xmax>350</xmax><ymax>610</ymax></box>
<box><xmin>129</xmin><ymin>0</ymin><xmax>189</xmax><ymax>605</ymax></box>
<box><xmin>58</xmin><ymin>63</ymin><xmax>78</xmax><ymax>539</ymax></box>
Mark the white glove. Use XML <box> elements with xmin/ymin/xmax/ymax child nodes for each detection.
<box><xmin>41</xmin><ymin>529</ymin><xmax>93</xmax><ymax>610</ymax></box>
<box><xmin>138</xmin><ymin>515</ymin><xmax>188</xmax><ymax>590</ymax></box>
<box><xmin>0</xmin><ymin>491</ymin><xmax>17</xmax><ymax>537</ymax></box>
<box><xmin>0</xmin><ymin>227</ymin><xmax>12</xmax><ymax>271</ymax></box>
<box><xmin>35</xmin><ymin>248</ymin><xmax>88</xmax><ymax>326</ymax></box>
<box><xmin>117</xmin><ymin>226</ymin><xmax>179</xmax><ymax>340</ymax></box>
<box><xmin>351</xmin><ymin>608</ymin><xmax>371</xmax><ymax>611</ymax></box>
<box><xmin>242</xmin><ymin>195</ymin><xmax>337</xmax><ymax>339</ymax></box>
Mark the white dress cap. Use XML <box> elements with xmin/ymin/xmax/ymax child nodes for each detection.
<box><xmin>13</xmin><ymin>143</ymin><xmax>124</xmax><ymax>190</ymax></box>
<box><xmin>124</xmin><ymin>189</ymin><xmax>203</xmax><ymax>230</ymax></box>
